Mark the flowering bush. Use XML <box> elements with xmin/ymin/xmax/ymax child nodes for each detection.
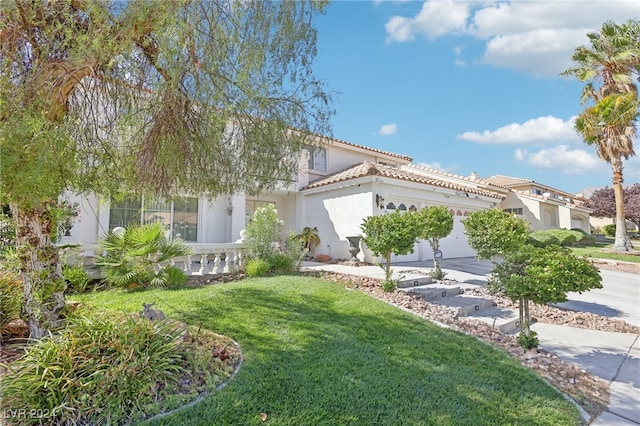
<box><xmin>245</xmin><ymin>205</ymin><xmax>284</xmax><ymax>261</ymax></box>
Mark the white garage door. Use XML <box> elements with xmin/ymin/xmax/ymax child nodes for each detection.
<box><xmin>391</xmin><ymin>217</ymin><xmax>475</xmax><ymax>262</ymax></box>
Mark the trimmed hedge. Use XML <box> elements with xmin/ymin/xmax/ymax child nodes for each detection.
<box><xmin>527</xmin><ymin>229</ymin><xmax>594</xmax><ymax>247</ymax></box>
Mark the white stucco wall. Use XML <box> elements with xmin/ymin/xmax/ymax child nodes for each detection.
<box><xmin>303</xmin><ymin>185</ymin><xmax>374</xmax><ymax>260</ymax></box>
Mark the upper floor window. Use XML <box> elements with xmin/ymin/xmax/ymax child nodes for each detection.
<box><xmin>306</xmin><ymin>146</ymin><xmax>327</xmax><ymax>172</ymax></box>
<box><xmin>504</xmin><ymin>208</ymin><xmax>523</xmax><ymax>215</ymax></box>
<box><xmin>109</xmin><ymin>196</ymin><xmax>198</xmax><ymax>241</ymax></box>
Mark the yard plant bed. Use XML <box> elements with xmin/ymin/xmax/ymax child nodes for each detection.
<box><xmin>70</xmin><ymin>276</ymin><xmax>582</xmax><ymax>425</ymax></box>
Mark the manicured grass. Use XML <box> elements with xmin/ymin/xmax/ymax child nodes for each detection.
<box><xmin>571</xmin><ymin>240</ymin><xmax>640</xmax><ymax>263</ymax></box>
<box><xmin>74</xmin><ymin>276</ymin><xmax>581</xmax><ymax>425</ymax></box>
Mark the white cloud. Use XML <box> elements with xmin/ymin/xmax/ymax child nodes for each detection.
<box><xmin>385</xmin><ymin>0</ymin><xmax>639</xmax><ymax>77</ymax></box>
<box><xmin>458</xmin><ymin>116</ymin><xmax>580</xmax><ymax>145</ymax></box>
<box><xmin>416</xmin><ymin>161</ymin><xmax>460</xmax><ymax>173</ymax></box>
<box><xmin>377</xmin><ymin>123</ymin><xmax>398</xmax><ymax>136</ymax></box>
<box><xmin>514</xmin><ymin>145</ymin><xmax>606</xmax><ymax>175</ymax></box>
<box><xmin>385</xmin><ymin>0</ymin><xmax>470</xmax><ymax>42</ymax></box>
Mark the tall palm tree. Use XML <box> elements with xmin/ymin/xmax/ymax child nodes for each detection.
<box><xmin>563</xmin><ymin>20</ymin><xmax>640</xmax><ymax>251</ymax></box>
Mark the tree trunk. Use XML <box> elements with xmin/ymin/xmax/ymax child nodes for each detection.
<box><xmin>518</xmin><ymin>298</ymin><xmax>525</xmax><ymax>333</ymax></box>
<box><xmin>611</xmin><ymin>161</ymin><xmax>633</xmax><ymax>251</ymax></box>
<box><xmin>385</xmin><ymin>251</ymin><xmax>392</xmax><ymax>280</ymax></box>
<box><xmin>10</xmin><ymin>202</ymin><xmax>67</xmax><ymax>339</ymax></box>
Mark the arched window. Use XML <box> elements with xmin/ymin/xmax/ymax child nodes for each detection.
<box><xmin>456</xmin><ymin>210</ymin><xmax>463</xmax><ymax>216</ymax></box>
<box><xmin>409</xmin><ymin>205</ymin><xmax>417</xmax><ymax>212</ymax></box>
<box><xmin>386</xmin><ymin>202</ymin><xmax>396</xmax><ymax>210</ymax></box>
<box><xmin>398</xmin><ymin>203</ymin><xmax>407</xmax><ymax>211</ymax></box>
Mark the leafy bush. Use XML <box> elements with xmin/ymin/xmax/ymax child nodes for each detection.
<box><xmin>161</xmin><ymin>266</ymin><xmax>189</xmax><ymax>288</ymax></box>
<box><xmin>603</xmin><ymin>224</ymin><xmax>616</xmax><ymax>237</ymax></box>
<box><xmin>0</xmin><ymin>270</ymin><xmax>23</xmax><ymax>330</ymax></box>
<box><xmin>62</xmin><ymin>264</ymin><xmax>90</xmax><ymax>294</ymax></box>
<box><xmin>94</xmin><ymin>223</ymin><xmax>192</xmax><ymax>290</ymax></box>
<box><xmin>570</xmin><ymin>228</ymin><xmax>596</xmax><ymax>245</ymax></box>
<box><xmin>269</xmin><ymin>253</ymin><xmax>294</xmax><ymax>273</ymax></box>
<box><xmin>246</xmin><ymin>258</ymin><xmax>272</xmax><ymax>277</ymax></box>
<box><xmin>526</xmin><ymin>231</ymin><xmax>561</xmax><ymax>247</ymax></box>
<box><xmin>280</xmin><ymin>231</ymin><xmax>307</xmax><ymax>271</ymax></box>
<box><xmin>0</xmin><ymin>312</ymin><xmax>185</xmax><ymax>425</ymax></box>
<box><xmin>517</xmin><ymin>329</ymin><xmax>539</xmax><ymax>350</ymax></box>
<box><xmin>527</xmin><ymin>229</ymin><xmax>581</xmax><ymax>247</ymax></box>
<box><xmin>462</xmin><ymin>209</ymin><xmax>529</xmax><ymax>261</ymax></box>
<box><xmin>245</xmin><ymin>205</ymin><xmax>284</xmax><ymax>261</ymax></box>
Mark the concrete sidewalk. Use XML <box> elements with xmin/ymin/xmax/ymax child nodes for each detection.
<box><xmin>302</xmin><ymin>258</ymin><xmax>640</xmax><ymax>425</ymax></box>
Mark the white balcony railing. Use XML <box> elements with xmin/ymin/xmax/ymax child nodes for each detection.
<box><xmin>61</xmin><ymin>243</ymin><xmax>248</xmax><ymax>276</ymax></box>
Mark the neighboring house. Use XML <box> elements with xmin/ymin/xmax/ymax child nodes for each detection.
<box><xmin>475</xmin><ymin>175</ymin><xmax>592</xmax><ymax>233</ymax></box>
<box><xmin>61</xmin><ymin>136</ymin><xmax>588</xmax><ymax>264</ymax></box>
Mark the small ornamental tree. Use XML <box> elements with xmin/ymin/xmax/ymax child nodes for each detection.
<box><xmin>360</xmin><ymin>210</ymin><xmax>419</xmax><ymax>291</ymax></box>
<box><xmin>461</xmin><ymin>209</ymin><xmax>530</xmax><ymax>263</ymax></box>
<box><xmin>488</xmin><ymin>245</ymin><xmax>602</xmax><ymax>349</ymax></box>
<box><xmin>415</xmin><ymin>206</ymin><xmax>453</xmax><ymax>279</ymax></box>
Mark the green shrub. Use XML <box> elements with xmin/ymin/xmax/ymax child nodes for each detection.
<box><xmin>246</xmin><ymin>258</ymin><xmax>272</xmax><ymax>277</ymax></box>
<box><xmin>517</xmin><ymin>329</ymin><xmax>539</xmax><ymax>350</ymax></box>
<box><xmin>0</xmin><ymin>270</ymin><xmax>23</xmax><ymax>330</ymax></box>
<box><xmin>570</xmin><ymin>228</ymin><xmax>596</xmax><ymax>245</ymax></box>
<box><xmin>281</xmin><ymin>231</ymin><xmax>307</xmax><ymax>271</ymax></box>
<box><xmin>603</xmin><ymin>224</ymin><xmax>616</xmax><ymax>237</ymax></box>
<box><xmin>382</xmin><ymin>278</ymin><xmax>398</xmax><ymax>292</ymax></box>
<box><xmin>269</xmin><ymin>253</ymin><xmax>294</xmax><ymax>273</ymax></box>
<box><xmin>245</xmin><ymin>205</ymin><xmax>284</xmax><ymax>261</ymax></box>
<box><xmin>527</xmin><ymin>229</ymin><xmax>579</xmax><ymax>247</ymax></box>
<box><xmin>526</xmin><ymin>231</ymin><xmax>560</xmax><ymax>247</ymax></box>
<box><xmin>0</xmin><ymin>312</ymin><xmax>185</xmax><ymax>425</ymax></box>
<box><xmin>161</xmin><ymin>265</ymin><xmax>189</xmax><ymax>288</ymax></box>
<box><xmin>62</xmin><ymin>264</ymin><xmax>90</xmax><ymax>294</ymax></box>
<box><xmin>94</xmin><ymin>223</ymin><xmax>192</xmax><ymax>290</ymax></box>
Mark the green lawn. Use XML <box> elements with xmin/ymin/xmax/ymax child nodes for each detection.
<box><xmin>571</xmin><ymin>239</ymin><xmax>640</xmax><ymax>263</ymax></box>
<box><xmin>74</xmin><ymin>276</ymin><xmax>581</xmax><ymax>425</ymax></box>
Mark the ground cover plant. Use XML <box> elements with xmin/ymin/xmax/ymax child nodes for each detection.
<box><xmin>73</xmin><ymin>276</ymin><xmax>581</xmax><ymax>425</ymax></box>
<box><xmin>0</xmin><ymin>310</ymin><xmax>241</xmax><ymax>425</ymax></box>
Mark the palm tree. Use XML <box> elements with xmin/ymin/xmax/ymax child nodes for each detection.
<box><xmin>563</xmin><ymin>20</ymin><xmax>640</xmax><ymax>251</ymax></box>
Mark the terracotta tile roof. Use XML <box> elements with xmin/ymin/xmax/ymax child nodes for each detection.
<box><xmin>315</xmin><ymin>135</ymin><xmax>413</xmax><ymax>162</ymax></box>
<box><xmin>405</xmin><ymin>165</ymin><xmax>508</xmax><ymax>190</ymax></box>
<box><xmin>482</xmin><ymin>175</ymin><xmax>535</xmax><ymax>188</ymax></box>
<box><xmin>302</xmin><ymin>161</ymin><xmax>504</xmax><ymax>199</ymax></box>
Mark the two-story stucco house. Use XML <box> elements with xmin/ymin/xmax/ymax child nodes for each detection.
<box><xmin>61</xmin><ymin>134</ymin><xmax>591</xmax><ymax>264</ymax></box>
<box><xmin>476</xmin><ymin>175</ymin><xmax>592</xmax><ymax>232</ymax></box>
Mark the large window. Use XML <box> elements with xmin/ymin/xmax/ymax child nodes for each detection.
<box><xmin>109</xmin><ymin>196</ymin><xmax>198</xmax><ymax>241</ymax></box>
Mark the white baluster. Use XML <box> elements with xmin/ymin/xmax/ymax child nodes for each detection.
<box><xmin>225</xmin><ymin>250</ymin><xmax>234</xmax><ymax>273</ymax></box>
<box><xmin>213</xmin><ymin>250</ymin><xmax>222</xmax><ymax>274</ymax></box>
<box><xmin>199</xmin><ymin>252</ymin><xmax>209</xmax><ymax>275</ymax></box>
<box><xmin>184</xmin><ymin>255</ymin><xmax>192</xmax><ymax>275</ymax></box>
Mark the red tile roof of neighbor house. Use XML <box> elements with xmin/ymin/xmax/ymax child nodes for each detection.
<box><xmin>302</xmin><ymin>161</ymin><xmax>504</xmax><ymax>199</ymax></box>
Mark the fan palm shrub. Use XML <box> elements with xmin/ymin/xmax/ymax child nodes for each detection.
<box><xmin>95</xmin><ymin>223</ymin><xmax>192</xmax><ymax>289</ymax></box>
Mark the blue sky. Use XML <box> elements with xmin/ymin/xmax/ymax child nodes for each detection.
<box><xmin>311</xmin><ymin>0</ymin><xmax>640</xmax><ymax>195</ymax></box>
